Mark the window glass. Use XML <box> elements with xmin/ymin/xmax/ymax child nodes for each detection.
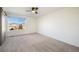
<box><xmin>7</xmin><ymin>16</ymin><xmax>25</xmax><ymax>31</ymax></box>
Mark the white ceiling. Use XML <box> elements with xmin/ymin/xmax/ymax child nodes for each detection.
<box><xmin>3</xmin><ymin>7</ymin><xmax>63</xmax><ymax>18</ymax></box>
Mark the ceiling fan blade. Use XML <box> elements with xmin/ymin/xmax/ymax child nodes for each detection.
<box><xmin>35</xmin><ymin>11</ymin><xmax>38</xmax><ymax>14</ymax></box>
<box><xmin>36</xmin><ymin>7</ymin><xmax>38</xmax><ymax>10</ymax></box>
<box><xmin>32</xmin><ymin>7</ymin><xmax>38</xmax><ymax>10</ymax></box>
<box><xmin>26</xmin><ymin>10</ymin><xmax>32</xmax><ymax>12</ymax></box>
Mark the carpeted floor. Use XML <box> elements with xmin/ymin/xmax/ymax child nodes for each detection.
<box><xmin>0</xmin><ymin>33</ymin><xmax>79</xmax><ymax>52</ymax></box>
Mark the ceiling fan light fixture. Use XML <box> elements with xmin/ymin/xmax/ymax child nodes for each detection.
<box><xmin>35</xmin><ymin>11</ymin><xmax>38</xmax><ymax>14</ymax></box>
<box><xmin>32</xmin><ymin>10</ymin><xmax>35</xmax><ymax>13</ymax></box>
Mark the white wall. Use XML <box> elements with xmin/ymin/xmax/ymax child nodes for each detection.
<box><xmin>38</xmin><ymin>8</ymin><xmax>79</xmax><ymax>47</ymax></box>
<box><xmin>6</xmin><ymin>16</ymin><xmax>37</xmax><ymax>36</ymax></box>
<box><xmin>27</xmin><ymin>17</ymin><xmax>37</xmax><ymax>33</ymax></box>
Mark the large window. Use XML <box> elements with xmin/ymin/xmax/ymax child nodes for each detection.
<box><xmin>7</xmin><ymin>16</ymin><xmax>25</xmax><ymax>31</ymax></box>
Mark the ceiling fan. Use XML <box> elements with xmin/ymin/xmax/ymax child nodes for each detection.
<box><xmin>26</xmin><ymin>7</ymin><xmax>38</xmax><ymax>14</ymax></box>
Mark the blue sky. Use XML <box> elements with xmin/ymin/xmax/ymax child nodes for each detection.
<box><xmin>7</xmin><ymin>16</ymin><xmax>25</xmax><ymax>24</ymax></box>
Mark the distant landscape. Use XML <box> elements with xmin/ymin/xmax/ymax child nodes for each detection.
<box><xmin>7</xmin><ymin>16</ymin><xmax>25</xmax><ymax>31</ymax></box>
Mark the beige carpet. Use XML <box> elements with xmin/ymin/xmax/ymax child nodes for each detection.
<box><xmin>0</xmin><ymin>33</ymin><xmax>79</xmax><ymax>52</ymax></box>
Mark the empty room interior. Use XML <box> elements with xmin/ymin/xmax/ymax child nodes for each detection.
<box><xmin>0</xmin><ymin>7</ymin><xmax>79</xmax><ymax>52</ymax></box>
